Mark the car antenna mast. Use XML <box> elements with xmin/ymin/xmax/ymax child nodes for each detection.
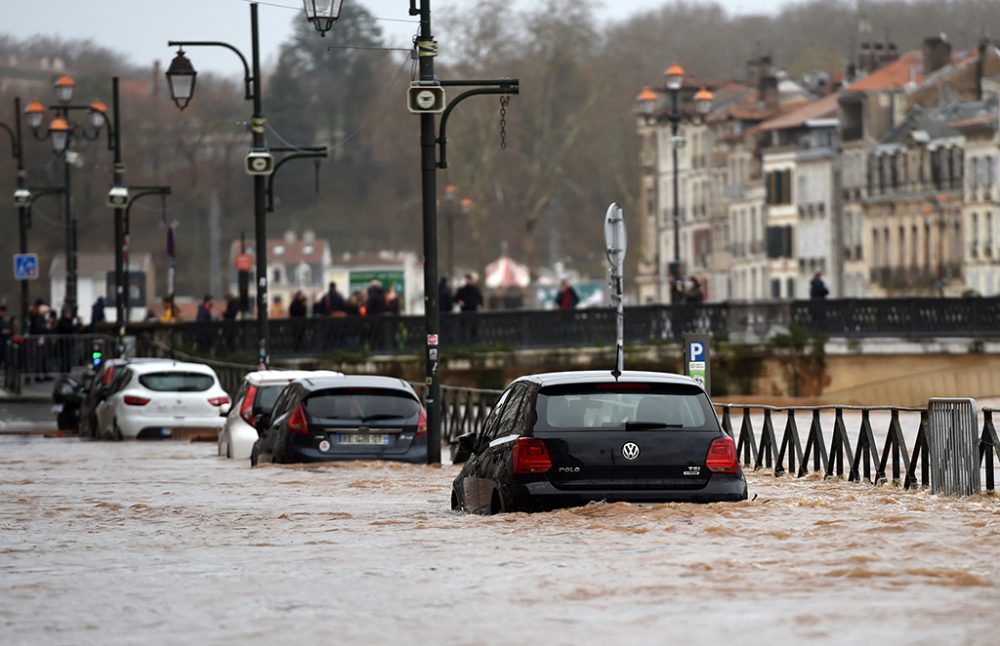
<box><xmin>604</xmin><ymin>203</ymin><xmax>626</xmax><ymax>381</ymax></box>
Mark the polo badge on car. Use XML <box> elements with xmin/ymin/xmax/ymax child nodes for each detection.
<box><xmin>622</xmin><ymin>442</ymin><xmax>640</xmax><ymax>460</ymax></box>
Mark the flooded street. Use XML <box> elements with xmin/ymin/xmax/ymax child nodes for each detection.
<box><xmin>1</xmin><ymin>436</ymin><xmax>998</xmax><ymax>645</ymax></box>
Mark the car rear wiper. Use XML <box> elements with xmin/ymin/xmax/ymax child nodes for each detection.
<box><xmin>625</xmin><ymin>421</ymin><xmax>684</xmax><ymax>431</ymax></box>
<box><xmin>359</xmin><ymin>413</ymin><xmax>406</xmax><ymax>422</ymax></box>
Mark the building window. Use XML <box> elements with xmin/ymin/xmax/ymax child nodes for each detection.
<box><xmin>924</xmin><ymin>222</ymin><xmax>931</xmax><ymax>271</ymax></box>
<box><xmin>986</xmin><ymin>212</ymin><xmax>994</xmax><ymax>256</ymax></box>
<box><xmin>766</xmin><ymin>169</ymin><xmax>792</xmax><ymax>205</ymax></box>
<box><xmin>771</xmin><ymin>278</ymin><xmax>781</xmax><ymax>299</ymax></box>
<box><xmin>786</xmin><ymin>278</ymin><xmax>795</xmax><ymax>299</ymax></box>
<box><xmin>766</xmin><ymin>225</ymin><xmax>793</xmax><ymax>258</ymax></box>
<box><xmin>972</xmin><ymin>212</ymin><xmax>979</xmax><ymax>258</ymax></box>
<box><xmin>911</xmin><ymin>225</ymin><xmax>919</xmax><ymax>267</ymax></box>
<box><xmin>873</xmin><ymin>228</ymin><xmax>881</xmax><ymax>267</ymax></box>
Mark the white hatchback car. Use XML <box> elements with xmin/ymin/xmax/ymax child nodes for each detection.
<box><xmin>219</xmin><ymin>370</ymin><xmax>343</xmax><ymax>460</ymax></box>
<box><xmin>95</xmin><ymin>361</ymin><xmax>231</xmax><ymax>440</ymax></box>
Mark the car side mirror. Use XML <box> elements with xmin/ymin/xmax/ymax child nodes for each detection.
<box><xmin>452</xmin><ymin>432</ymin><xmax>477</xmax><ymax>464</ymax></box>
<box><xmin>253</xmin><ymin>413</ymin><xmax>271</xmax><ymax>431</ymax></box>
<box><xmin>219</xmin><ymin>402</ymin><xmax>232</xmax><ymax>417</ymax></box>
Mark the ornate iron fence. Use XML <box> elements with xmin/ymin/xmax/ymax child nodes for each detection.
<box><xmin>717</xmin><ymin>404</ymin><xmax>1000</xmax><ymax>493</ymax></box>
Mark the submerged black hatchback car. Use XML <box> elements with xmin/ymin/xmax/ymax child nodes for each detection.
<box><xmin>251</xmin><ymin>375</ymin><xmax>427</xmax><ymax>465</ymax></box>
<box><xmin>452</xmin><ymin>370</ymin><xmax>747</xmax><ymax>514</ymax></box>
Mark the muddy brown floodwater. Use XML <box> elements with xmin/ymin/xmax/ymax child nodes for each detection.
<box><xmin>1</xmin><ymin>436</ymin><xmax>998</xmax><ymax>645</ymax></box>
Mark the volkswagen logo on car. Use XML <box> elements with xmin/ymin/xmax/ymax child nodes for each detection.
<box><xmin>621</xmin><ymin>442</ymin><xmax>640</xmax><ymax>460</ymax></box>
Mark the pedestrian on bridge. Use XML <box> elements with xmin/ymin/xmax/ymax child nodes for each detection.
<box><xmin>810</xmin><ymin>272</ymin><xmax>829</xmax><ymax>300</ymax></box>
<box><xmin>555</xmin><ymin>279</ymin><xmax>580</xmax><ymax>310</ymax></box>
<box><xmin>455</xmin><ymin>274</ymin><xmax>484</xmax><ymax>344</ymax></box>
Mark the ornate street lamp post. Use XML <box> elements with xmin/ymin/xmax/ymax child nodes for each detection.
<box><xmin>167</xmin><ymin>1</ymin><xmax>328</xmax><ymax>369</ymax></box>
<box><xmin>27</xmin><ymin>76</ymin><xmax>134</xmax><ymax>344</ymax></box>
<box><xmin>24</xmin><ymin>75</ymin><xmax>115</xmax><ymax>316</ymax></box>
<box><xmin>634</xmin><ymin>65</ymin><xmax>713</xmax><ymax>303</ymax></box>
<box><xmin>314</xmin><ymin>0</ymin><xmax>519</xmax><ymax>464</ymax></box>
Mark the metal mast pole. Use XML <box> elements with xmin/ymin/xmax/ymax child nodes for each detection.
<box><xmin>14</xmin><ymin>98</ymin><xmax>29</xmax><ymax>334</ymax></box>
<box><xmin>111</xmin><ymin>77</ymin><xmax>127</xmax><ymax>350</ymax></box>
<box><xmin>63</xmin><ymin>146</ymin><xmax>76</xmax><ymax>316</ymax></box>
<box><xmin>417</xmin><ymin>0</ymin><xmax>442</xmax><ymax>464</ymax></box>
<box><xmin>670</xmin><ymin>88</ymin><xmax>681</xmax><ymax>303</ymax></box>
<box><xmin>250</xmin><ymin>2</ymin><xmax>270</xmax><ymax>369</ymax></box>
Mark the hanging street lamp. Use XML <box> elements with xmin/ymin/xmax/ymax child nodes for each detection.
<box><xmin>302</xmin><ymin>0</ymin><xmax>344</xmax><ymax>37</ymax></box>
<box><xmin>167</xmin><ymin>1</ymin><xmax>328</xmax><ymax>369</ymax></box>
<box><xmin>165</xmin><ymin>50</ymin><xmax>198</xmax><ymax>110</ymax></box>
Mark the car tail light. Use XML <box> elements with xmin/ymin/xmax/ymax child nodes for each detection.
<box><xmin>209</xmin><ymin>396</ymin><xmax>231</xmax><ymax>407</ymax></box>
<box><xmin>102</xmin><ymin>365</ymin><xmax>116</xmax><ymax>386</ymax></box>
<box><xmin>513</xmin><ymin>437</ymin><xmax>552</xmax><ymax>474</ymax></box>
<box><xmin>123</xmin><ymin>395</ymin><xmax>150</xmax><ymax>406</ymax></box>
<box><xmin>287</xmin><ymin>403</ymin><xmax>309</xmax><ymax>436</ymax></box>
<box><xmin>416</xmin><ymin>407</ymin><xmax>427</xmax><ymax>437</ymax></box>
<box><xmin>705</xmin><ymin>436</ymin><xmax>738</xmax><ymax>474</ymax></box>
<box><xmin>239</xmin><ymin>385</ymin><xmax>257</xmax><ymax>424</ymax></box>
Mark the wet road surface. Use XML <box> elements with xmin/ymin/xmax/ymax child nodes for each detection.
<box><xmin>1</xmin><ymin>437</ymin><xmax>998</xmax><ymax>645</ymax></box>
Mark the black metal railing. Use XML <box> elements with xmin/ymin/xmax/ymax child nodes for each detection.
<box><xmin>717</xmin><ymin>404</ymin><xmax>1000</xmax><ymax>492</ymax></box>
<box><xmin>123</xmin><ymin>297</ymin><xmax>1000</xmax><ymax>360</ymax></box>
<box><xmin>3</xmin><ymin>334</ymin><xmax>116</xmax><ymax>393</ymax></box>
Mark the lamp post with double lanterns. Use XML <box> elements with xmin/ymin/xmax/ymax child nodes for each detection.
<box><xmin>23</xmin><ymin>74</ymin><xmax>127</xmax><ymax>318</ymax></box>
<box><xmin>166</xmin><ymin>1</ymin><xmax>331</xmax><ymax>369</ymax></box>
<box><xmin>312</xmin><ymin>0</ymin><xmax>519</xmax><ymax>465</ymax></box>
<box><xmin>634</xmin><ymin>64</ymin><xmax>713</xmax><ymax>303</ymax></box>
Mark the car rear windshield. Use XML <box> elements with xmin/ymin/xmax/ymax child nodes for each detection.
<box><xmin>138</xmin><ymin>372</ymin><xmax>215</xmax><ymax>393</ymax></box>
<box><xmin>303</xmin><ymin>388</ymin><xmax>420</xmax><ymax>421</ymax></box>
<box><xmin>254</xmin><ymin>385</ymin><xmax>284</xmax><ymax>413</ymax></box>
<box><xmin>534</xmin><ymin>383</ymin><xmax>718</xmax><ymax>431</ymax></box>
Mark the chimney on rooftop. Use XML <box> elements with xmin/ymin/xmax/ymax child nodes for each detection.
<box><xmin>760</xmin><ymin>75</ymin><xmax>779</xmax><ymax>110</ymax></box>
<box><xmin>923</xmin><ymin>35</ymin><xmax>952</xmax><ymax>75</ymax></box>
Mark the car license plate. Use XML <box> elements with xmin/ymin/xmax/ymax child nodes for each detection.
<box><xmin>51</xmin><ymin>404</ymin><xmax>64</xmax><ymax>414</ymax></box>
<box><xmin>337</xmin><ymin>433</ymin><xmax>391</xmax><ymax>445</ymax></box>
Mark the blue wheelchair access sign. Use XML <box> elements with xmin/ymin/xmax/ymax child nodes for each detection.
<box><xmin>13</xmin><ymin>253</ymin><xmax>40</xmax><ymax>281</ymax></box>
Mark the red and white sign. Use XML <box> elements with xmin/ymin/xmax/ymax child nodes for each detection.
<box><xmin>235</xmin><ymin>253</ymin><xmax>253</xmax><ymax>271</ymax></box>
<box><xmin>427</xmin><ymin>334</ymin><xmax>439</xmax><ymax>346</ymax></box>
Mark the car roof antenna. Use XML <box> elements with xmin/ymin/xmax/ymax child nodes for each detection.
<box><xmin>604</xmin><ymin>203</ymin><xmax>626</xmax><ymax>382</ymax></box>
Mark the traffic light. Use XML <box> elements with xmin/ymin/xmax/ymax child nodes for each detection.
<box><xmin>91</xmin><ymin>349</ymin><xmax>103</xmax><ymax>369</ymax></box>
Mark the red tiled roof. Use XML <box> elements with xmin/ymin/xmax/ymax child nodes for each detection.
<box><xmin>757</xmin><ymin>93</ymin><xmax>839</xmax><ymax>131</ymax></box>
<box><xmin>844</xmin><ymin>50</ymin><xmax>923</xmax><ymax>92</ymax></box>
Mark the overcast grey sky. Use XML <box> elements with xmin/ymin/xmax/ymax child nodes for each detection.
<box><xmin>5</xmin><ymin>0</ymin><xmax>774</xmax><ymax>75</ymax></box>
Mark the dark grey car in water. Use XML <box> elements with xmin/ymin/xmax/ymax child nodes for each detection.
<box><xmin>251</xmin><ymin>375</ymin><xmax>427</xmax><ymax>465</ymax></box>
<box><xmin>452</xmin><ymin>370</ymin><xmax>747</xmax><ymax>514</ymax></box>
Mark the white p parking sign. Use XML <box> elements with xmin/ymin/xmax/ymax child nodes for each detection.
<box><xmin>684</xmin><ymin>335</ymin><xmax>710</xmax><ymax>391</ymax></box>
